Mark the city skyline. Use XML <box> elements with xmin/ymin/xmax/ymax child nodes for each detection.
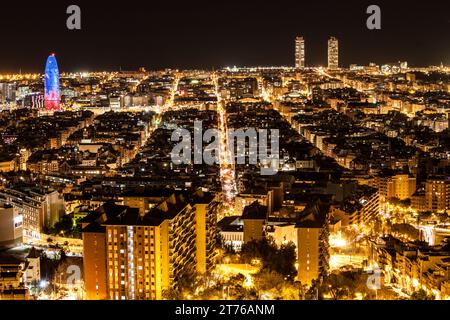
<box><xmin>1</xmin><ymin>0</ymin><xmax>450</xmax><ymax>305</ymax></box>
<box><xmin>0</xmin><ymin>0</ymin><xmax>448</xmax><ymax>73</ymax></box>
<box><xmin>1</xmin><ymin>45</ymin><xmax>450</xmax><ymax>302</ymax></box>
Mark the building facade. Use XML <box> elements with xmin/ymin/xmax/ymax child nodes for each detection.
<box><xmin>296</xmin><ymin>201</ymin><xmax>330</xmax><ymax>286</ymax></box>
<box><xmin>82</xmin><ymin>190</ymin><xmax>219</xmax><ymax>300</ymax></box>
<box><xmin>295</xmin><ymin>36</ymin><xmax>305</xmax><ymax>69</ymax></box>
<box><xmin>0</xmin><ymin>204</ymin><xmax>23</xmax><ymax>247</ymax></box>
<box><xmin>327</xmin><ymin>36</ymin><xmax>339</xmax><ymax>70</ymax></box>
<box><xmin>377</xmin><ymin>174</ymin><xmax>417</xmax><ymax>202</ymax></box>
<box><xmin>0</xmin><ymin>187</ymin><xmax>64</xmax><ymax>239</ymax></box>
<box><xmin>425</xmin><ymin>177</ymin><xmax>450</xmax><ymax>212</ymax></box>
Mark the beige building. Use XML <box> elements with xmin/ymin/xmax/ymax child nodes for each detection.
<box><xmin>425</xmin><ymin>177</ymin><xmax>450</xmax><ymax>212</ymax></box>
<box><xmin>327</xmin><ymin>36</ymin><xmax>339</xmax><ymax>70</ymax></box>
<box><xmin>83</xmin><ymin>228</ymin><xmax>108</xmax><ymax>300</ymax></box>
<box><xmin>0</xmin><ymin>187</ymin><xmax>64</xmax><ymax>239</ymax></box>
<box><xmin>295</xmin><ymin>36</ymin><xmax>305</xmax><ymax>69</ymax></box>
<box><xmin>24</xmin><ymin>247</ymin><xmax>41</xmax><ymax>287</ymax></box>
<box><xmin>296</xmin><ymin>201</ymin><xmax>330</xmax><ymax>286</ymax></box>
<box><xmin>0</xmin><ymin>204</ymin><xmax>22</xmax><ymax>247</ymax></box>
<box><xmin>242</xmin><ymin>201</ymin><xmax>268</xmax><ymax>243</ymax></box>
<box><xmin>411</xmin><ymin>192</ymin><xmax>427</xmax><ymax>212</ymax></box>
<box><xmin>121</xmin><ymin>189</ymin><xmax>173</xmax><ymax>215</ymax></box>
<box><xmin>332</xmin><ymin>187</ymin><xmax>379</xmax><ymax>227</ymax></box>
<box><xmin>377</xmin><ymin>174</ymin><xmax>416</xmax><ymax>202</ymax></box>
<box><xmin>0</xmin><ymin>158</ymin><xmax>16</xmax><ymax>172</ymax></box>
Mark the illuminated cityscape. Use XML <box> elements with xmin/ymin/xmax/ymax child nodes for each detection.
<box><xmin>0</xmin><ymin>1</ymin><xmax>449</xmax><ymax>307</ymax></box>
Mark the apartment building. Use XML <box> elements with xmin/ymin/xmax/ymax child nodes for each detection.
<box><xmin>0</xmin><ymin>187</ymin><xmax>64</xmax><ymax>239</ymax></box>
<box><xmin>376</xmin><ymin>174</ymin><xmax>417</xmax><ymax>202</ymax></box>
<box><xmin>425</xmin><ymin>177</ymin><xmax>450</xmax><ymax>212</ymax></box>
<box><xmin>82</xmin><ymin>189</ymin><xmax>219</xmax><ymax>300</ymax></box>
<box><xmin>296</xmin><ymin>200</ymin><xmax>330</xmax><ymax>286</ymax></box>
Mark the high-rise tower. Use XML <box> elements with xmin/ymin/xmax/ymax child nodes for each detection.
<box><xmin>44</xmin><ymin>53</ymin><xmax>60</xmax><ymax>111</ymax></box>
<box><xmin>295</xmin><ymin>36</ymin><xmax>305</xmax><ymax>68</ymax></box>
<box><xmin>327</xmin><ymin>37</ymin><xmax>339</xmax><ymax>70</ymax></box>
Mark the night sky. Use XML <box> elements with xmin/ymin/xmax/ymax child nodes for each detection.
<box><xmin>0</xmin><ymin>0</ymin><xmax>449</xmax><ymax>73</ymax></box>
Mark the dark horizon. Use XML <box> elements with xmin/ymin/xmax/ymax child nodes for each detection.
<box><xmin>0</xmin><ymin>0</ymin><xmax>449</xmax><ymax>73</ymax></box>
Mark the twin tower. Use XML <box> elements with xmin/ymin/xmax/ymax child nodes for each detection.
<box><xmin>295</xmin><ymin>36</ymin><xmax>339</xmax><ymax>70</ymax></box>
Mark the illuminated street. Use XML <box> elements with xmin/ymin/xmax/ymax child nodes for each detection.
<box><xmin>214</xmin><ymin>72</ymin><xmax>237</xmax><ymax>216</ymax></box>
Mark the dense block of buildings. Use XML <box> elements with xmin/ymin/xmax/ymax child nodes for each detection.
<box><xmin>376</xmin><ymin>174</ymin><xmax>416</xmax><ymax>201</ymax></box>
<box><xmin>219</xmin><ymin>198</ymin><xmax>331</xmax><ymax>287</ymax></box>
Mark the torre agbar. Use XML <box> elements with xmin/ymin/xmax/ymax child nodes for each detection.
<box><xmin>43</xmin><ymin>53</ymin><xmax>61</xmax><ymax>111</ymax></box>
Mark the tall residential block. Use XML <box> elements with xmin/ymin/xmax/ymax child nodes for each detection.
<box><xmin>425</xmin><ymin>177</ymin><xmax>450</xmax><ymax>212</ymax></box>
<box><xmin>295</xmin><ymin>36</ymin><xmax>305</xmax><ymax>68</ymax></box>
<box><xmin>82</xmin><ymin>190</ymin><xmax>219</xmax><ymax>300</ymax></box>
<box><xmin>296</xmin><ymin>200</ymin><xmax>330</xmax><ymax>286</ymax></box>
<box><xmin>327</xmin><ymin>37</ymin><xmax>339</xmax><ymax>70</ymax></box>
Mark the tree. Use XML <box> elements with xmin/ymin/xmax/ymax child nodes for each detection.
<box><xmin>227</xmin><ymin>276</ymin><xmax>256</xmax><ymax>300</ymax></box>
<box><xmin>293</xmin><ymin>281</ymin><xmax>307</xmax><ymax>300</ymax></box>
<box><xmin>53</xmin><ymin>215</ymin><xmax>74</xmax><ymax>235</ymax></box>
<box><xmin>253</xmin><ymin>270</ymin><xmax>287</xmax><ymax>299</ymax></box>
<box><xmin>240</xmin><ymin>238</ymin><xmax>297</xmax><ymax>278</ymax></box>
<box><xmin>241</xmin><ymin>238</ymin><xmax>276</xmax><ymax>264</ymax></box>
<box><xmin>229</xmin><ymin>273</ymin><xmax>246</xmax><ymax>284</ymax></box>
<box><xmin>322</xmin><ymin>273</ymin><xmax>350</xmax><ymax>300</ymax></box>
<box><xmin>321</xmin><ymin>271</ymin><xmax>375</xmax><ymax>300</ymax></box>
<box><xmin>162</xmin><ymin>289</ymin><xmax>182</xmax><ymax>300</ymax></box>
<box><xmin>176</xmin><ymin>270</ymin><xmax>200</xmax><ymax>298</ymax></box>
<box><xmin>305</xmin><ymin>279</ymin><xmax>320</xmax><ymax>300</ymax></box>
<box><xmin>273</xmin><ymin>242</ymin><xmax>297</xmax><ymax>279</ymax></box>
<box><xmin>410</xmin><ymin>289</ymin><xmax>435</xmax><ymax>300</ymax></box>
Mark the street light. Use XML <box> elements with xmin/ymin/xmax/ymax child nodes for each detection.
<box><xmin>39</xmin><ymin>280</ymin><xmax>48</xmax><ymax>289</ymax></box>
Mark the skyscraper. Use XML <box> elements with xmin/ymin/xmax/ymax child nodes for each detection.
<box><xmin>44</xmin><ymin>53</ymin><xmax>60</xmax><ymax>111</ymax></box>
<box><xmin>295</xmin><ymin>36</ymin><xmax>305</xmax><ymax>68</ymax></box>
<box><xmin>327</xmin><ymin>37</ymin><xmax>339</xmax><ymax>70</ymax></box>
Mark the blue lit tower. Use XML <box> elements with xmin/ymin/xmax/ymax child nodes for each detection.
<box><xmin>44</xmin><ymin>53</ymin><xmax>60</xmax><ymax>111</ymax></box>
